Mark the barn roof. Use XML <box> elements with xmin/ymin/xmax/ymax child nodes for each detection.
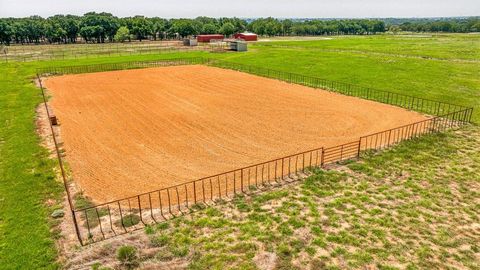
<box><xmin>237</xmin><ymin>32</ymin><xmax>257</xmax><ymax>36</ymax></box>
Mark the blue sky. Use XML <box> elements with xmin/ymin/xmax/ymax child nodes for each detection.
<box><xmin>0</xmin><ymin>0</ymin><xmax>479</xmax><ymax>18</ymax></box>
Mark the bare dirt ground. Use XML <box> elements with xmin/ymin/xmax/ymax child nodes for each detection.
<box><xmin>43</xmin><ymin>65</ymin><xmax>428</xmax><ymax>203</ymax></box>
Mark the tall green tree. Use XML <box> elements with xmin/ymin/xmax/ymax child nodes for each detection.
<box><xmin>219</xmin><ymin>22</ymin><xmax>235</xmax><ymax>36</ymax></box>
<box><xmin>79</xmin><ymin>25</ymin><xmax>103</xmax><ymax>43</ymax></box>
<box><xmin>45</xmin><ymin>20</ymin><xmax>66</xmax><ymax>43</ymax></box>
<box><xmin>81</xmin><ymin>12</ymin><xmax>118</xmax><ymax>42</ymax></box>
<box><xmin>150</xmin><ymin>17</ymin><xmax>168</xmax><ymax>40</ymax></box>
<box><xmin>50</xmin><ymin>15</ymin><xmax>80</xmax><ymax>43</ymax></box>
<box><xmin>170</xmin><ymin>19</ymin><xmax>198</xmax><ymax>38</ymax></box>
<box><xmin>281</xmin><ymin>19</ymin><xmax>293</xmax><ymax>36</ymax></box>
<box><xmin>201</xmin><ymin>23</ymin><xmax>218</xmax><ymax>34</ymax></box>
<box><xmin>129</xmin><ymin>16</ymin><xmax>153</xmax><ymax>41</ymax></box>
<box><xmin>0</xmin><ymin>19</ymin><xmax>13</xmax><ymax>45</ymax></box>
<box><xmin>114</xmin><ymin>26</ymin><xmax>130</xmax><ymax>42</ymax></box>
<box><xmin>24</xmin><ymin>16</ymin><xmax>45</xmax><ymax>43</ymax></box>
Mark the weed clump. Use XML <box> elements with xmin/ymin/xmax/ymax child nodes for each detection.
<box><xmin>117</xmin><ymin>245</ymin><xmax>139</xmax><ymax>269</ymax></box>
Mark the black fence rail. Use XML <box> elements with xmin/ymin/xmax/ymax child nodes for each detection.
<box><xmin>323</xmin><ymin>141</ymin><xmax>361</xmax><ymax>164</ymax></box>
<box><xmin>37</xmin><ymin>57</ymin><xmax>208</xmax><ymax>75</ymax></box>
<box><xmin>74</xmin><ymin>146</ymin><xmax>325</xmax><ymax>242</ymax></box>
<box><xmin>6</xmin><ymin>40</ymin><xmax>183</xmax><ymax>54</ymax></box>
<box><xmin>3</xmin><ymin>42</ymin><xmax>210</xmax><ymax>63</ymax></box>
<box><xmin>36</xmin><ymin>57</ymin><xmax>473</xmax><ymax>245</ymax></box>
<box><xmin>360</xmin><ymin>108</ymin><xmax>472</xmax><ymax>151</ymax></box>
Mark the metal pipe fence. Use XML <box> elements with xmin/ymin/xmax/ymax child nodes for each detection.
<box><xmin>4</xmin><ymin>42</ymin><xmax>210</xmax><ymax>63</ymax></box>
<box><xmin>36</xmin><ymin>57</ymin><xmax>473</xmax><ymax>245</ymax></box>
<box><xmin>359</xmin><ymin>108</ymin><xmax>472</xmax><ymax>152</ymax></box>
<box><xmin>37</xmin><ymin>57</ymin><xmax>208</xmax><ymax>75</ymax></box>
<box><xmin>8</xmin><ymin>40</ymin><xmax>183</xmax><ymax>52</ymax></box>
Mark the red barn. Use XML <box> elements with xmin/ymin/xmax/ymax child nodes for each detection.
<box><xmin>234</xmin><ymin>33</ymin><xmax>258</xmax><ymax>41</ymax></box>
<box><xmin>197</xmin><ymin>34</ymin><xmax>224</xmax><ymax>42</ymax></box>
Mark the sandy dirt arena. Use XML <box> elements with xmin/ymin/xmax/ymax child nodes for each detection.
<box><xmin>43</xmin><ymin>65</ymin><xmax>428</xmax><ymax>203</ymax></box>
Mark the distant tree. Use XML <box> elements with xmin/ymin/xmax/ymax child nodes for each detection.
<box><xmin>195</xmin><ymin>16</ymin><xmax>217</xmax><ymax>26</ymax></box>
<box><xmin>79</xmin><ymin>25</ymin><xmax>103</xmax><ymax>43</ymax></box>
<box><xmin>291</xmin><ymin>24</ymin><xmax>306</xmax><ymax>36</ymax></box>
<box><xmin>201</xmin><ymin>23</ymin><xmax>218</xmax><ymax>34</ymax></box>
<box><xmin>127</xmin><ymin>16</ymin><xmax>153</xmax><ymax>41</ymax></box>
<box><xmin>219</xmin><ymin>22</ymin><xmax>235</xmax><ymax>36</ymax></box>
<box><xmin>281</xmin><ymin>19</ymin><xmax>293</xmax><ymax>35</ymax></box>
<box><xmin>170</xmin><ymin>19</ymin><xmax>198</xmax><ymax>38</ymax></box>
<box><xmin>0</xmin><ymin>19</ymin><xmax>13</xmax><ymax>45</ymax></box>
<box><xmin>11</xmin><ymin>21</ymin><xmax>26</xmax><ymax>44</ymax></box>
<box><xmin>250</xmin><ymin>22</ymin><xmax>265</xmax><ymax>36</ymax></box>
<box><xmin>472</xmin><ymin>22</ymin><xmax>480</xmax><ymax>32</ymax></box>
<box><xmin>24</xmin><ymin>16</ymin><xmax>45</xmax><ymax>43</ymax></box>
<box><xmin>249</xmin><ymin>17</ymin><xmax>282</xmax><ymax>36</ymax></box>
<box><xmin>150</xmin><ymin>17</ymin><xmax>168</xmax><ymax>39</ymax></box>
<box><xmin>114</xmin><ymin>26</ymin><xmax>130</xmax><ymax>42</ymax></box>
<box><xmin>219</xmin><ymin>17</ymin><xmax>246</xmax><ymax>33</ymax></box>
<box><xmin>81</xmin><ymin>12</ymin><xmax>118</xmax><ymax>42</ymax></box>
<box><xmin>389</xmin><ymin>25</ymin><xmax>401</xmax><ymax>34</ymax></box>
<box><xmin>46</xmin><ymin>15</ymin><xmax>71</xmax><ymax>43</ymax></box>
<box><xmin>45</xmin><ymin>20</ymin><xmax>66</xmax><ymax>43</ymax></box>
<box><xmin>60</xmin><ymin>15</ymin><xmax>80</xmax><ymax>43</ymax></box>
<box><xmin>265</xmin><ymin>20</ymin><xmax>281</xmax><ymax>36</ymax></box>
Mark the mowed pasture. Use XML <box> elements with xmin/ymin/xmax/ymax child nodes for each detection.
<box><xmin>257</xmin><ymin>33</ymin><xmax>480</xmax><ymax>60</ymax></box>
<box><xmin>43</xmin><ymin>65</ymin><xmax>426</xmax><ymax>202</ymax></box>
<box><xmin>0</xmin><ymin>34</ymin><xmax>479</xmax><ymax>269</ymax></box>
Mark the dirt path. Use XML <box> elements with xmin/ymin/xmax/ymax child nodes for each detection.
<box><xmin>43</xmin><ymin>65</ymin><xmax>428</xmax><ymax>203</ymax></box>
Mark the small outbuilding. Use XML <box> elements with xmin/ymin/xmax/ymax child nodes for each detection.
<box><xmin>197</xmin><ymin>34</ymin><xmax>224</xmax><ymax>43</ymax></box>
<box><xmin>230</xmin><ymin>40</ymin><xmax>248</xmax><ymax>52</ymax></box>
<box><xmin>234</xmin><ymin>32</ymin><xmax>258</xmax><ymax>41</ymax></box>
<box><xmin>183</xmin><ymin>38</ymin><xmax>198</xmax><ymax>46</ymax></box>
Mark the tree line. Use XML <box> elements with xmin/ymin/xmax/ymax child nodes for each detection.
<box><xmin>0</xmin><ymin>13</ymin><xmax>388</xmax><ymax>45</ymax></box>
<box><xmin>0</xmin><ymin>13</ymin><xmax>478</xmax><ymax>45</ymax></box>
<box><xmin>392</xmin><ymin>18</ymin><xmax>480</xmax><ymax>33</ymax></box>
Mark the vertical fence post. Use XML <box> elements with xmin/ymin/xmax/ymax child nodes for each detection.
<box><xmin>240</xmin><ymin>169</ymin><xmax>244</xmax><ymax>192</ymax></box>
<box><xmin>281</xmin><ymin>158</ymin><xmax>284</xmax><ymax>180</ymax></box>
<box><xmin>193</xmin><ymin>181</ymin><xmax>197</xmax><ymax>204</ymax></box>
<box><xmin>137</xmin><ymin>195</ymin><xmax>144</xmax><ymax>225</ymax></box>
<box><xmin>233</xmin><ymin>172</ymin><xmax>237</xmax><ymax>194</ymax></box>
<box><xmin>320</xmin><ymin>148</ymin><xmax>325</xmax><ymax>167</ymax></box>
<box><xmin>357</xmin><ymin>138</ymin><xmax>362</xmax><ymax>158</ymax></box>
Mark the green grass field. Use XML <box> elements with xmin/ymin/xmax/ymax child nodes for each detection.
<box><xmin>0</xmin><ymin>33</ymin><xmax>478</xmax><ymax>269</ymax></box>
<box><xmin>258</xmin><ymin>34</ymin><xmax>480</xmax><ymax>60</ymax></box>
